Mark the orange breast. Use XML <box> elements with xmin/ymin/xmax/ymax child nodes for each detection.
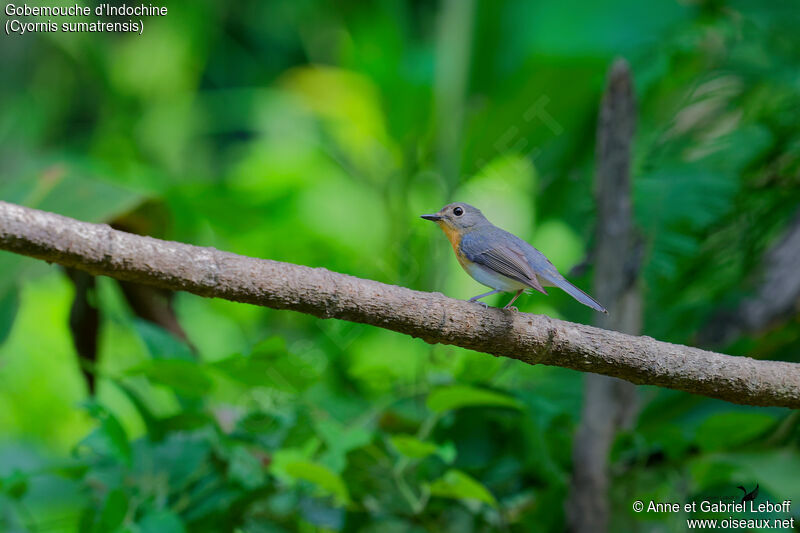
<box><xmin>438</xmin><ymin>222</ymin><xmax>471</xmax><ymax>268</ymax></box>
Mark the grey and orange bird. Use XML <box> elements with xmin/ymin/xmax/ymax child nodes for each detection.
<box><xmin>421</xmin><ymin>203</ymin><xmax>607</xmax><ymax>313</ymax></box>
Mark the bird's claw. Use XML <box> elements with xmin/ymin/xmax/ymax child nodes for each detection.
<box><xmin>470</xmin><ymin>300</ymin><xmax>489</xmax><ymax>308</ymax></box>
<box><xmin>504</xmin><ymin>306</ymin><xmax>518</xmax><ymax>312</ymax></box>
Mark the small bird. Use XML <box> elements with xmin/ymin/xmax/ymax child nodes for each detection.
<box><xmin>421</xmin><ymin>203</ymin><xmax>607</xmax><ymax>313</ymax></box>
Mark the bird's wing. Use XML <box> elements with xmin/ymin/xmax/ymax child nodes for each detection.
<box><xmin>460</xmin><ymin>231</ymin><xmax>547</xmax><ymax>294</ymax></box>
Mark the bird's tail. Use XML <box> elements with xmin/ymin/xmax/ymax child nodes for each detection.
<box><xmin>549</xmin><ymin>277</ymin><xmax>607</xmax><ymax>313</ymax></box>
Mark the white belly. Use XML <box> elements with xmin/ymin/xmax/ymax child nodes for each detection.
<box><xmin>465</xmin><ymin>263</ymin><xmax>528</xmax><ymax>292</ymax></box>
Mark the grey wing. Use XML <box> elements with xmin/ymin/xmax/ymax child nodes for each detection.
<box><xmin>460</xmin><ymin>230</ymin><xmax>547</xmax><ymax>294</ymax></box>
<box><xmin>522</xmin><ymin>244</ymin><xmax>562</xmax><ymax>282</ymax></box>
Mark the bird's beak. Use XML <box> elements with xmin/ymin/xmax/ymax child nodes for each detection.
<box><xmin>420</xmin><ymin>213</ymin><xmax>443</xmax><ymax>221</ymax></box>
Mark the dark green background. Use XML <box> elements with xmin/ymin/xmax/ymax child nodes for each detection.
<box><xmin>1</xmin><ymin>0</ymin><xmax>799</xmax><ymax>531</ymax></box>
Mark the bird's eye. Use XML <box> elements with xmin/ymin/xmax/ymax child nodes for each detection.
<box><xmin>453</xmin><ymin>206</ymin><xmax>464</xmax><ymax>216</ymax></box>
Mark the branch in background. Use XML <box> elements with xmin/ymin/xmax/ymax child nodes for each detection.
<box><xmin>699</xmin><ymin>209</ymin><xmax>800</xmax><ymax>346</ymax></box>
<box><xmin>64</xmin><ymin>212</ymin><xmax>195</xmax><ymax>395</ymax></box>
<box><xmin>116</xmin><ymin>280</ymin><xmax>193</xmax><ymax>346</ymax></box>
<box><xmin>567</xmin><ymin>59</ymin><xmax>642</xmax><ymax>533</ymax></box>
<box><xmin>1</xmin><ymin>200</ymin><xmax>800</xmax><ymax>408</ymax></box>
<box><xmin>65</xmin><ymin>268</ymin><xmax>99</xmax><ymax>394</ymax></box>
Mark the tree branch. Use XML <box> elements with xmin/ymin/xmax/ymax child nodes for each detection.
<box><xmin>1</xmin><ymin>200</ymin><xmax>799</xmax><ymax>408</ymax></box>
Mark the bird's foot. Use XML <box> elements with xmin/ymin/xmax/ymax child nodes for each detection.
<box><xmin>471</xmin><ymin>300</ymin><xmax>489</xmax><ymax>308</ymax></box>
<box><xmin>503</xmin><ymin>305</ymin><xmax>518</xmax><ymax>312</ymax></box>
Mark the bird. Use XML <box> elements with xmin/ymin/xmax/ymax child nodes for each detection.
<box><xmin>421</xmin><ymin>202</ymin><xmax>607</xmax><ymax>313</ymax></box>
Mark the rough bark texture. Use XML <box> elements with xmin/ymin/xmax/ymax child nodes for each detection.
<box><xmin>567</xmin><ymin>59</ymin><xmax>641</xmax><ymax>533</ymax></box>
<box><xmin>110</xmin><ymin>214</ymin><xmax>194</xmax><ymax>347</ymax></box>
<box><xmin>1</xmin><ymin>199</ymin><xmax>800</xmax><ymax>408</ymax></box>
<box><xmin>699</xmin><ymin>209</ymin><xmax>800</xmax><ymax>346</ymax></box>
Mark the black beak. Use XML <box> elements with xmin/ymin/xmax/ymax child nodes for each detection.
<box><xmin>420</xmin><ymin>214</ymin><xmax>442</xmax><ymax>221</ymax></box>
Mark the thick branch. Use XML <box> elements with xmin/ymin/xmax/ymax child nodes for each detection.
<box><xmin>1</xmin><ymin>200</ymin><xmax>799</xmax><ymax>408</ymax></box>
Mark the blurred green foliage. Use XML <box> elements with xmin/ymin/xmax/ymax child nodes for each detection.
<box><xmin>2</xmin><ymin>0</ymin><xmax>800</xmax><ymax>531</ymax></box>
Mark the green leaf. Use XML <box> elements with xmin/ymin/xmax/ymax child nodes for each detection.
<box><xmin>429</xmin><ymin>469</ymin><xmax>497</xmax><ymax>508</ymax></box>
<box><xmin>689</xmin><ymin>456</ymin><xmax>739</xmax><ymax>492</ymax></box>
<box><xmin>695</xmin><ymin>412</ymin><xmax>776</xmax><ymax>452</ymax></box>
<box><xmin>96</xmin><ymin>488</ymin><xmax>129</xmax><ymax>532</ymax></box>
<box><xmin>436</xmin><ymin>441</ymin><xmax>457</xmax><ymax>464</ymax></box>
<box><xmin>227</xmin><ymin>445</ymin><xmax>266</xmax><ymax>489</ymax></box>
<box><xmin>314</xmin><ymin>418</ymin><xmax>373</xmax><ymax>465</ymax></box>
<box><xmin>283</xmin><ymin>459</ymin><xmax>351</xmax><ymax>506</ymax></box>
<box><xmin>2</xmin><ymin>471</ymin><xmax>28</xmax><ymax>500</ymax></box>
<box><xmin>134</xmin><ymin>320</ymin><xmax>195</xmax><ymax>361</ymax></box>
<box><xmin>426</xmin><ymin>385</ymin><xmax>523</xmax><ymax>413</ymax></box>
<box><xmin>0</xmin><ymin>286</ymin><xmax>19</xmax><ymax>345</ymax></box>
<box><xmin>128</xmin><ymin>359</ymin><xmax>212</xmax><ymax>398</ymax></box>
<box><xmin>315</xmin><ymin>419</ymin><xmax>371</xmax><ymax>450</ymax></box>
<box><xmin>47</xmin><ymin>459</ymin><xmax>91</xmax><ymax>480</ymax></box>
<box><xmin>111</xmin><ymin>379</ymin><xmax>163</xmax><ymax>439</ymax></box>
<box><xmin>30</xmin><ymin>170</ymin><xmax>144</xmax><ymax>224</ymax></box>
<box><xmin>111</xmin><ymin>379</ymin><xmax>212</xmax><ymax>444</ymax></box>
<box><xmin>137</xmin><ymin>511</ymin><xmax>185</xmax><ymax>533</ymax></box>
<box><xmin>79</xmin><ymin>402</ymin><xmax>132</xmax><ymax>467</ymax></box>
<box><xmin>213</xmin><ymin>337</ymin><xmax>319</xmax><ymax>392</ymax></box>
<box><xmin>389</xmin><ymin>435</ymin><xmax>439</xmax><ymax>459</ymax></box>
<box><xmin>156</xmin><ymin>412</ymin><xmax>213</xmax><ymax>433</ymax></box>
<box><xmin>718</xmin><ymin>451</ymin><xmax>800</xmax><ymax>500</ymax></box>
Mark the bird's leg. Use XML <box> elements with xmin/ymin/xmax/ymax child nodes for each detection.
<box><xmin>503</xmin><ymin>289</ymin><xmax>524</xmax><ymax>310</ymax></box>
<box><xmin>468</xmin><ymin>289</ymin><xmax>502</xmax><ymax>308</ymax></box>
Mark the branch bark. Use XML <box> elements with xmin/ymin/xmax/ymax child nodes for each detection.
<box><xmin>1</xmin><ymin>200</ymin><xmax>799</xmax><ymax>408</ymax></box>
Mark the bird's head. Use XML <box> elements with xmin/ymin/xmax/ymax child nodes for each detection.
<box><xmin>420</xmin><ymin>203</ymin><xmax>487</xmax><ymax>232</ymax></box>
